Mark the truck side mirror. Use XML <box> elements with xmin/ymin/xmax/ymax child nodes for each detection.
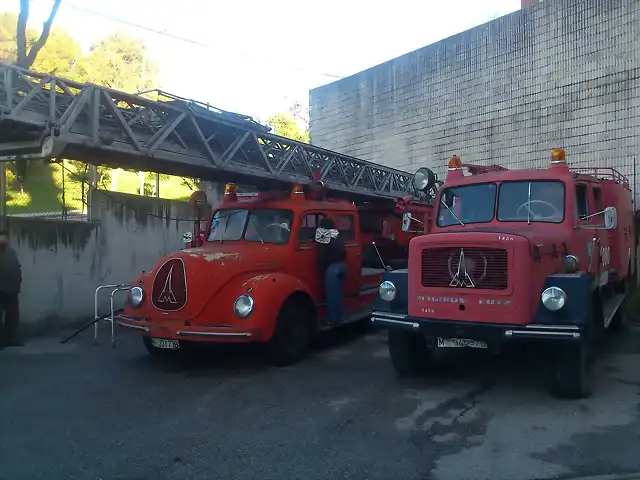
<box><xmin>183</xmin><ymin>232</ymin><xmax>193</xmax><ymax>243</ymax></box>
<box><xmin>402</xmin><ymin>212</ymin><xmax>412</xmax><ymax>232</ymax></box>
<box><xmin>604</xmin><ymin>207</ymin><xmax>618</xmax><ymax>230</ymax></box>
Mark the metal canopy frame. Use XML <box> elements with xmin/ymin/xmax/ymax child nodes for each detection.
<box><xmin>0</xmin><ymin>62</ymin><xmax>421</xmax><ymax>202</ymax></box>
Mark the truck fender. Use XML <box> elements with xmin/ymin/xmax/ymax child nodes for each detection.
<box><xmin>374</xmin><ymin>268</ymin><xmax>409</xmax><ymax>315</ymax></box>
<box><xmin>533</xmin><ymin>274</ymin><xmax>592</xmax><ymax>327</ymax></box>
<box><xmin>240</xmin><ymin>273</ymin><xmax>315</xmax><ymax>342</ymax></box>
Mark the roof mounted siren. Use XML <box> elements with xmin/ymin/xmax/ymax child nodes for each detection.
<box><xmin>413</xmin><ymin>166</ymin><xmax>437</xmax><ymax>197</ymax></box>
<box><xmin>549</xmin><ymin>147</ymin><xmax>569</xmax><ymax>171</ymax></box>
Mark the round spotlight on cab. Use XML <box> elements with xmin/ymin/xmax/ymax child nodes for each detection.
<box><xmin>413</xmin><ymin>167</ymin><xmax>436</xmax><ymax>193</ymax></box>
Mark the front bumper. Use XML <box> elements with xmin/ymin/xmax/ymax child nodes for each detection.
<box><xmin>115</xmin><ymin>314</ymin><xmax>259</xmax><ymax>343</ymax></box>
<box><xmin>371</xmin><ymin>311</ymin><xmax>583</xmax><ymax>345</ymax></box>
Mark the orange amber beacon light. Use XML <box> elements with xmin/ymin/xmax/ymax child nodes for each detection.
<box><xmin>448</xmin><ymin>155</ymin><xmax>462</xmax><ymax>169</ymax></box>
<box><xmin>551</xmin><ymin>148</ymin><xmax>566</xmax><ymax>162</ymax></box>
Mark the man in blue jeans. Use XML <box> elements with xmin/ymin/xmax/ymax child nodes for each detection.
<box><xmin>315</xmin><ymin>218</ymin><xmax>346</xmax><ymax>326</ymax></box>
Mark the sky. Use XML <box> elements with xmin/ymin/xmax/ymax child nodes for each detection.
<box><xmin>6</xmin><ymin>0</ymin><xmax>521</xmax><ymax>121</ymax></box>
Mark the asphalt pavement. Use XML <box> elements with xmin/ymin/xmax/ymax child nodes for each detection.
<box><xmin>1</xmin><ymin>323</ymin><xmax>639</xmax><ymax>480</ymax></box>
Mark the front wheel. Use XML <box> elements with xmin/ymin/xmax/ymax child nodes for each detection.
<box><xmin>265</xmin><ymin>300</ymin><xmax>313</xmax><ymax>367</ymax></box>
<box><xmin>388</xmin><ymin>329</ymin><xmax>434</xmax><ymax>377</ymax></box>
<box><xmin>142</xmin><ymin>337</ymin><xmax>196</xmax><ymax>364</ymax></box>
<box><xmin>550</xmin><ymin>343</ymin><xmax>593</xmax><ymax>399</ymax></box>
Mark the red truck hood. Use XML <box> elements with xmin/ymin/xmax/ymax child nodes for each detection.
<box><xmin>419</xmin><ymin>225</ymin><xmax>569</xmax><ymax>251</ymax></box>
<box><xmin>138</xmin><ymin>244</ymin><xmax>284</xmax><ymax>318</ymax></box>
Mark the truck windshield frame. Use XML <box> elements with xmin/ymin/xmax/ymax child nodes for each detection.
<box><xmin>436</xmin><ymin>182</ymin><xmax>497</xmax><ymax>227</ymax></box>
<box><xmin>207</xmin><ymin>208</ymin><xmax>294</xmax><ymax>244</ymax></box>
<box><xmin>497</xmin><ymin>180</ymin><xmax>566</xmax><ymax>224</ymax></box>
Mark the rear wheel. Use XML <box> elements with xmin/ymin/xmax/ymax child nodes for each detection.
<box><xmin>265</xmin><ymin>298</ymin><xmax>314</xmax><ymax>367</ymax></box>
<box><xmin>388</xmin><ymin>329</ymin><xmax>434</xmax><ymax>377</ymax></box>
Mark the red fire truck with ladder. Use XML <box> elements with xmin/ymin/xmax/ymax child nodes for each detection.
<box><xmin>372</xmin><ymin>149</ymin><xmax>637</xmax><ymax>399</ymax></box>
<box><xmin>0</xmin><ymin>61</ymin><xmax>435</xmax><ymax>366</ymax></box>
<box><xmin>115</xmin><ymin>171</ymin><xmax>434</xmax><ymax>366</ymax></box>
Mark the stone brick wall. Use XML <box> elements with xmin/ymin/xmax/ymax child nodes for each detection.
<box><xmin>309</xmin><ymin>0</ymin><xmax>640</xmax><ymax>202</ymax></box>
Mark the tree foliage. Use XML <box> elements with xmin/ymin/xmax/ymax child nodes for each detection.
<box><xmin>267</xmin><ymin>112</ymin><xmax>310</xmax><ymax>143</ymax></box>
<box><xmin>15</xmin><ymin>0</ymin><xmax>62</xmax><ymax>69</ymax></box>
<box><xmin>0</xmin><ymin>11</ymin><xmax>79</xmax><ymax>75</ymax></box>
<box><xmin>0</xmin><ymin>8</ymin><xmax>160</xmax><ymax>191</ymax></box>
<box><xmin>72</xmin><ymin>33</ymin><xmax>158</xmax><ymax>93</ymax></box>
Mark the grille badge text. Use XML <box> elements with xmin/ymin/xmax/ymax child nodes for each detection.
<box><xmin>418</xmin><ymin>295</ymin><xmax>465</xmax><ymax>303</ymax></box>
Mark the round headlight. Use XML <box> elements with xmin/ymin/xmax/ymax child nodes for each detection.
<box><xmin>233</xmin><ymin>295</ymin><xmax>254</xmax><ymax>318</ymax></box>
<box><xmin>564</xmin><ymin>255</ymin><xmax>579</xmax><ymax>274</ymax></box>
<box><xmin>541</xmin><ymin>286</ymin><xmax>567</xmax><ymax>311</ymax></box>
<box><xmin>378</xmin><ymin>280</ymin><xmax>397</xmax><ymax>302</ymax></box>
<box><xmin>128</xmin><ymin>286</ymin><xmax>144</xmax><ymax>308</ymax></box>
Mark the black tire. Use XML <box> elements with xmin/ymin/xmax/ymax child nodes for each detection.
<box><xmin>142</xmin><ymin>337</ymin><xmax>195</xmax><ymax>362</ymax></box>
<box><xmin>550</xmin><ymin>342</ymin><xmax>593</xmax><ymax>399</ymax></box>
<box><xmin>143</xmin><ymin>336</ymin><xmax>165</xmax><ymax>356</ymax></box>
<box><xmin>609</xmin><ymin>297</ymin><xmax>629</xmax><ymax>331</ymax></box>
<box><xmin>388</xmin><ymin>329</ymin><xmax>434</xmax><ymax>377</ymax></box>
<box><xmin>265</xmin><ymin>299</ymin><xmax>314</xmax><ymax>367</ymax></box>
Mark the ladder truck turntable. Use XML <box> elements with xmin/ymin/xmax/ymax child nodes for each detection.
<box><xmin>373</xmin><ymin>150</ymin><xmax>637</xmax><ymax>399</ymax></box>
<box><xmin>0</xmin><ymin>62</ymin><xmax>435</xmax><ymax>366</ymax></box>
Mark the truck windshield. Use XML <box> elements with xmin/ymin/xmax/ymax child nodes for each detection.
<box><xmin>437</xmin><ymin>183</ymin><xmax>497</xmax><ymax>226</ymax></box>
<box><xmin>207</xmin><ymin>208</ymin><xmax>293</xmax><ymax>244</ymax></box>
<box><xmin>497</xmin><ymin>181</ymin><xmax>565</xmax><ymax>223</ymax></box>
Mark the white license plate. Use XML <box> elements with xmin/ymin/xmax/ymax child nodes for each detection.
<box><xmin>437</xmin><ymin>337</ymin><xmax>487</xmax><ymax>349</ymax></box>
<box><xmin>150</xmin><ymin>338</ymin><xmax>180</xmax><ymax>349</ymax></box>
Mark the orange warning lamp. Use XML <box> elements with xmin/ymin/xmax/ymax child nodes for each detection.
<box><xmin>551</xmin><ymin>148</ymin><xmax>566</xmax><ymax>162</ymax></box>
<box><xmin>291</xmin><ymin>183</ymin><xmax>305</xmax><ymax>199</ymax></box>
<box><xmin>448</xmin><ymin>155</ymin><xmax>462</xmax><ymax>169</ymax></box>
<box><xmin>223</xmin><ymin>183</ymin><xmax>237</xmax><ymax>202</ymax></box>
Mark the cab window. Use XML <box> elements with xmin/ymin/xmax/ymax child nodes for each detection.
<box><xmin>298</xmin><ymin>213</ymin><xmax>324</xmax><ymax>243</ymax></box>
<box><xmin>497</xmin><ymin>181</ymin><xmax>565</xmax><ymax>223</ymax></box>
<box><xmin>575</xmin><ymin>184</ymin><xmax>589</xmax><ymax>220</ymax></box>
<box><xmin>334</xmin><ymin>215</ymin><xmax>355</xmax><ymax>242</ymax></box>
<box><xmin>244</xmin><ymin>209</ymin><xmax>294</xmax><ymax>244</ymax></box>
<box><xmin>592</xmin><ymin>187</ymin><xmax>603</xmax><ymax>212</ymax></box>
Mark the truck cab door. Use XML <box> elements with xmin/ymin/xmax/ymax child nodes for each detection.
<box><xmin>576</xmin><ymin>183</ymin><xmax>610</xmax><ymax>285</ymax></box>
<box><xmin>295</xmin><ymin>212</ymin><xmax>325</xmax><ymax>303</ymax></box>
<box><xmin>333</xmin><ymin>213</ymin><xmax>361</xmax><ymax>298</ymax></box>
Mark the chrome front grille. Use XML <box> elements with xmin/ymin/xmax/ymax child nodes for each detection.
<box><xmin>421</xmin><ymin>247</ymin><xmax>508</xmax><ymax>290</ymax></box>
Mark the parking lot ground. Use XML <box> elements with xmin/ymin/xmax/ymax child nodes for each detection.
<box><xmin>1</xmin><ymin>323</ymin><xmax>640</xmax><ymax>480</ymax></box>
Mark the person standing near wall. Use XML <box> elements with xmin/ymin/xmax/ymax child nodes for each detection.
<box><xmin>0</xmin><ymin>229</ymin><xmax>23</xmax><ymax>348</ymax></box>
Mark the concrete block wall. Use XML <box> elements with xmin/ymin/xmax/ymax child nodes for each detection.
<box><xmin>310</xmin><ymin>0</ymin><xmax>640</xmax><ymax>203</ymax></box>
<box><xmin>3</xmin><ymin>186</ymin><xmax>220</xmax><ymax>334</ymax></box>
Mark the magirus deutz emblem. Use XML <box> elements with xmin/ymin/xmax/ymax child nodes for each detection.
<box><xmin>448</xmin><ymin>248</ymin><xmax>488</xmax><ymax>288</ymax></box>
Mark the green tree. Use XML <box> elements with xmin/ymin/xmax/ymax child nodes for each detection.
<box><xmin>16</xmin><ymin>0</ymin><xmax>62</xmax><ymax>68</ymax></box>
<box><xmin>0</xmin><ymin>11</ymin><xmax>80</xmax><ymax>76</ymax></box>
<box><xmin>72</xmin><ymin>32</ymin><xmax>158</xmax><ymax>93</ymax></box>
<box><xmin>267</xmin><ymin>112</ymin><xmax>310</xmax><ymax>143</ymax></box>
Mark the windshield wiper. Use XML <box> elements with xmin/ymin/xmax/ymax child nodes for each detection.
<box><xmin>440</xmin><ymin>198</ymin><xmax>465</xmax><ymax>226</ymax></box>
